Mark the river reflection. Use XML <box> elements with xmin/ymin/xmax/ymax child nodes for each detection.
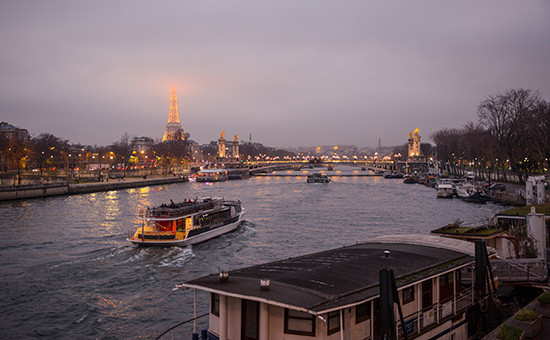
<box><xmin>0</xmin><ymin>167</ymin><xmax>509</xmax><ymax>338</ymax></box>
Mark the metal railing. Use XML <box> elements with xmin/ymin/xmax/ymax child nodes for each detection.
<box><xmin>155</xmin><ymin>313</ymin><xmax>209</xmax><ymax>340</ymax></box>
<box><xmin>492</xmin><ymin>258</ymin><xmax>548</xmax><ymax>282</ymax></box>
<box><xmin>395</xmin><ymin>289</ymin><xmax>473</xmax><ymax>339</ymax></box>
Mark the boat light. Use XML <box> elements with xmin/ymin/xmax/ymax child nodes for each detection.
<box><xmin>260</xmin><ymin>278</ymin><xmax>270</xmax><ymax>290</ymax></box>
<box><xmin>219</xmin><ymin>270</ymin><xmax>229</xmax><ymax>282</ymax></box>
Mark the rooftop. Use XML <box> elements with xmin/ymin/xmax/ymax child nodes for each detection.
<box><xmin>497</xmin><ymin>204</ymin><xmax>550</xmax><ymax>217</ymax></box>
<box><xmin>181</xmin><ymin>237</ymin><xmax>473</xmax><ymax>314</ymax></box>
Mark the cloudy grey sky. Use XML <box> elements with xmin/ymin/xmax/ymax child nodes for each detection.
<box><xmin>1</xmin><ymin>1</ymin><xmax>549</xmax><ymax>147</ymax></box>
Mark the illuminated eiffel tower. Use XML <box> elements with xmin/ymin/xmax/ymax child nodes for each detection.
<box><xmin>162</xmin><ymin>86</ymin><xmax>185</xmax><ymax>142</ymax></box>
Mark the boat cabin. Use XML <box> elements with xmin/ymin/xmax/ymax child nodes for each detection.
<box><xmin>196</xmin><ymin>169</ymin><xmax>229</xmax><ymax>182</ymax></box>
<box><xmin>181</xmin><ymin>235</ymin><xmax>481</xmax><ymax>340</ymax></box>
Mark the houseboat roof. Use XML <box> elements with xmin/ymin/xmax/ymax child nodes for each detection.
<box><xmin>180</xmin><ymin>237</ymin><xmax>474</xmax><ymax>314</ymax></box>
<box><xmin>496</xmin><ymin>203</ymin><xmax>550</xmax><ymax>217</ymax></box>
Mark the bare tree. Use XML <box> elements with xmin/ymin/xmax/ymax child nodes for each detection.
<box><xmin>478</xmin><ymin>88</ymin><xmax>543</xmax><ymax>183</ymax></box>
<box><xmin>111</xmin><ymin>133</ymin><xmax>133</xmax><ymax>176</ymax></box>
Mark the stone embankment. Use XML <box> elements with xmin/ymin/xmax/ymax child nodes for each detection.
<box><xmin>0</xmin><ymin>176</ymin><xmax>187</xmax><ymax>201</ymax></box>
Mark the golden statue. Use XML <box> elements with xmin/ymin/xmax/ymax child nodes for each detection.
<box><xmin>234</xmin><ymin>135</ymin><xmax>239</xmax><ymax>141</ymax></box>
<box><xmin>409</xmin><ymin>128</ymin><xmax>420</xmax><ymax>138</ymax></box>
<box><xmin>220</xmin><ymin>131</ymin><xmax>225</xmax><ymax>139</ymax></box>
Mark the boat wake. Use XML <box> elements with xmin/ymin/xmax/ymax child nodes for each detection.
<box><xmin>159</xmin><ymin>247</ymin><xmax>194</xmax><ymax>267</ymax></box>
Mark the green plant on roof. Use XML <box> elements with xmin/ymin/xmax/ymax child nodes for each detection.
<box><xmin>537</xmin><ymin>291</ymin><xmax>550</xmax><ymax>305</ymax></box>
<box><xmin>499</xmin><ymin>204</ymin><xmax>550</xmax><ymax>217</ymax></box>
<box><xmin>513</xmin><ymin>308</ymin><xmax>539</xmax><ymax>322</ymax></box>
<box><xmin>496</xmin><ymin>324</ymin><xmax>524</xmax><ymax>340</ymax></box>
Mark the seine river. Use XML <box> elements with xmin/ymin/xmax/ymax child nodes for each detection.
<box><xmin>0</xmin><ymin>166</ymin><xmax>509</xmax><ymax>339</ymax></box>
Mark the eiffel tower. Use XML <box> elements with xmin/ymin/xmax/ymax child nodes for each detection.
<box><xmin>162</xmin><ymin>86</ymin><xmax>185</xmax><ymax>142</ymax></box>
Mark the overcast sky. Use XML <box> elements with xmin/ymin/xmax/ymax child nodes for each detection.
<box><xmin>1</xmin><ymin>1</ymin><xmax>549</xmax><ymax>148</ymax></box>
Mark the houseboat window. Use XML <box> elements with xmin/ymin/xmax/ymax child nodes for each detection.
<box><xmin>241</xmin><ymin>300</ymin><xmax>259</xmax><ymax>340</ymax></box>
<box><xmin>356</xmin><ymin>300</ymin><xmax>371</xmax><ymax>324</ymax></box>
<box><xmin>211</xmin><ymin>293</ymin><xmax>219</xmax><ymax>317</ymax></box>
<box><xmin>284</xmin><ymin>309</ymin><xmax>315</xmax><ymax>336</ymax></box>
<box><xmin>421</xmin><ymin>280</ymin><xmax>433</xmax><ymax>310</ymax></box>
<box><xmin>456</xmin><ymin>268</ymin><xmax>463</xmax><ymax>293</ymax></box>
<box><xmin>402</xmin><ymin>286</ymin><xmax>415</xmax><ymax>305</ymax></box>
<box><xmin>439</xmin><ymin>272</ymin><xmax>454</xmax><ymax>302</ymax></box>
<box><xmin>327</xmin><ymin>310</ymin><xmax>340</xmax><ymax>335</ymax></box>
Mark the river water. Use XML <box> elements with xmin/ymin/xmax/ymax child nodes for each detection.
<box><xmin>0</xmin><ymin>167</ymin><xmax>509</xmax><ymax>339</ymax></box>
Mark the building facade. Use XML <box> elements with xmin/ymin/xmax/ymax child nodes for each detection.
<box><xmin>0</xmin><ymin>122</ymin><xmax>29</xmax><ymax>142</ymax></box>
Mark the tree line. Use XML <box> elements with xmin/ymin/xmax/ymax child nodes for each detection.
<box><xmin>432</xmin><ymin>88</ymin><xmax>550</xmax><ymax>183</ymax></box>
<box><xmin>0</xmin><ymin>132</ymin><xmax>192</xmax><ymax>183</ymax></box>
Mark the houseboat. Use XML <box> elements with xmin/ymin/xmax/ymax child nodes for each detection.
<box><xmin>127</xmin><ymin>198</ymin><xmax>245</xmax><ymax>247</ymax></box>
<box><xmin>196</xmin><ymin>169</ymin><xmax>229</xmax><ymax>183</ymax></box>
<box><xmin>178</xmin><ymin>235</ymin><xmax>488</xmax><ymax>340</ymax></box>
<box><xmin>307</xmin><ymin>173</ymin><xmax>331</xmax><ymax>183</ymax></box>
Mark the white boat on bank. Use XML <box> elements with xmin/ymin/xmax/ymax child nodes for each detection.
<box><xmin>455</xmin><ymin>183</ymin><xmax>490</xmax><ymax>203</ymax></box>
<box><xmin>127</xmin><ymin>197</ymin><xmax>245</xmax><ymax>246</ymax></box>
<box><xmin>435</xmin><ymin>181</ymin><xmax>455</xmax><ymax>198</ymax></box>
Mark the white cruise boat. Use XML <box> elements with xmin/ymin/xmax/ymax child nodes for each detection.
<box><xmin>435</xmin><ymin>181</ymin><xmax>455</xmax><ymax>198</ymax></box>
<box><xmin>307</xmin><ymin>173</ymin><xmax>331</xmax><ymax>183</ymax></box>
<box><xmin>196</xmin><ymin>169</ymin><xmax>228</xmax><ymax>182</ymax></box>
<box><xmin>128</xmin><ymin>198</ymin><xmax>245</xmax><ymax>247</ymax></box>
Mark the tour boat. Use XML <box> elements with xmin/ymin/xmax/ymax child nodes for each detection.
<box><xmin>306</xmin><ymin>173</ymin><xmax>331</xmax><ymax>183</ymax></box>
<box><xmin>435</xmin><ymin>181</ymin><xmax>455</xmax><ymax>198</ymax></box>
<box><xmin>196</xmin><ymin>169</ymin><xmax>228</xmax><ymax>183</ymax></box>
<box><xmin>127</xmin><ymin>197</ymin><xmax>245</xmax><ymax>247</ymax></box>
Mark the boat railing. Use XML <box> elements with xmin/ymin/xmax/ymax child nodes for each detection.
<box><xmin>395</xmin><ymin>289</ymin><xmax>473</xmax><ymax>339</ymax></box>
<box><xmin>146</xmin><ymin>200</ymin><xmax>221</xmax><ymax>218</ymax></box>
<box><xmin>155</xmin><ymin>313</ymin><xmax>208</xmax><ymax>340</ymax></box>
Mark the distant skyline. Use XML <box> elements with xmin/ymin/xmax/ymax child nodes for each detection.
<box><xmin>1</xmin><ymin>1</ymin><xmax>549</xmax><ymax>147</ymax></box>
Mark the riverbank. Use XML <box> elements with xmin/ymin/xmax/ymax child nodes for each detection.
<box><xmin>0</xmin><ymin>175</ymin><xmax>187</xmax><ymax>201</ymax></box>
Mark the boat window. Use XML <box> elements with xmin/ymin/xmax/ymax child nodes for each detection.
<box><xmin>284</xmin><ymin>308</ymin><xmax>315</xmax><ymax>336</ymax></box>
<box><xmin>176</xmin><ymin>219</ymin><xmax>184</xmax><ymax>231</ymax></box>
<box><xmin>355</xmin><ymin>300</ymin><xmax>371</xmax><ymax>324</ymax></box>
<box><xmin>439</xmin><ymin>272</ymin><xmax>454</xmax><ymax>302</ymax></box>
<box><xmin>455</xmin><ymin>268</ymin><xmax>463</xmax><ymax>293</ymax></box>
<box><xmin>327</xmin><ymin>310</ymin><xmax>341</xmax><ymax>335</ymax></box>
<box><xmin>422</xmin><ymin>280</ymin><xmax>433</xmax><ymax>310</ymax></box>
<box><xmin>402</xmin><ymin>286</ymin><xmax>415</xmax><ymax>305</ymax></box>
<box><xmin>211</xmin><ymin>293</ymin><xmax>219</xmax><ymax>317</ymax></box>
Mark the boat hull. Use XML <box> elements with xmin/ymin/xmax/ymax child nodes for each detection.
<box><xmin>436</xmin><ymin>190</ymin><xmax>454</xmax><ymax>198</ymax></box>
<box><xmin>128</xmin><ymin>210</ymin><xmax>246</xmax><ymax>247</ymax></box>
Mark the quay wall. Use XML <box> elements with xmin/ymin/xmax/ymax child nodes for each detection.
<box><xmin>0</xmin><ymin>182</ymin><xmax>69</xmax><ymax>201</ymax></box>
<box><xmin>68</xmin><ymin>177</ymin><xmax>186</xmax><ymax>195</ymax></box>
<box><xmin>0</xmin><ymin>177</ymin><xmax>186</xmax><ymax>201</ymax></box>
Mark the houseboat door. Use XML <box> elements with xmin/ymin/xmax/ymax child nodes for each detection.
<box><xmin>241</xmin><ymin>299</ymin><xmax>259</xmax><ymax>340</ymax></box>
